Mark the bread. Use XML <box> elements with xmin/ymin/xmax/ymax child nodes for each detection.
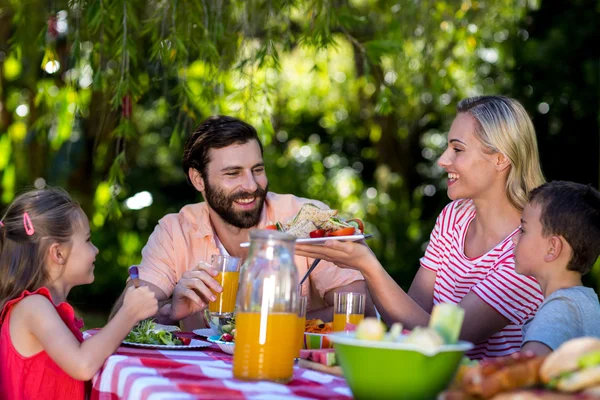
<box><xmin>540</xmin><ymin>338</ymin><xmax>600</xmax><ymax>383</ymax></box>
<box><xmin>283</xmin><ymin>203</ymin><xmax>337</xmax><ymax>234</ymax></box>
<box><xmin>556</xmin><ymin>366</ymin><xmax>600</xmax><ymax>393</ymax></box>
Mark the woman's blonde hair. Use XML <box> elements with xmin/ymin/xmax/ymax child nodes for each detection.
<box><xmin>457</xmin><ymin>95</ymin><xmax>545</xmax><ymax>211</ymax></box>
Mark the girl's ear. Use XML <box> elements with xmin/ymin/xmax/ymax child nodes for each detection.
<box><xmin>48</xmin><ymin>242</ymin><xmax>67</xmax><ymax>265</ymax></box>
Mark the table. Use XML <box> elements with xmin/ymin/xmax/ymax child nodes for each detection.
<box><xmin>89</xmin><ymin>333</ymin><xmax>353</xmax><ymax>400</ymax></box>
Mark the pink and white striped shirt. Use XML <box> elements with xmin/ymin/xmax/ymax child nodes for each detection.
<box><xmin>420</xmin><ymin>199</ymin><xmax>543</xmax><ymax>359</ymax></box>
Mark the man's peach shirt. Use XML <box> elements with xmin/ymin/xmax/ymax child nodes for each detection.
<box><xmin>138</xmin><ymin>192</ymin><xmax>364</xmax><ymax>311</ymax></box>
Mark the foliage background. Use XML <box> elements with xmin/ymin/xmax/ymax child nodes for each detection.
<box><xmin>0</xmin><ymin>0</ymin><xmax>598</xmax><ymax>324</ymax></box>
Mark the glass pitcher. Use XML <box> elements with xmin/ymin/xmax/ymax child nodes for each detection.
<box><xmin>233</xmin><ymin>229</ymin><xmax>299</xmax><ymax>383</ymax></box>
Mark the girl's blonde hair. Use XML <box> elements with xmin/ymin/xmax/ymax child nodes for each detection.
<box><xmin>0</xmin><ymin>188</ymin><xmax>83</xmax><ymax>313</ymax></box>
<box><xmin>457</xmin><ymin>96</ymin><xmax>545</xmax><ymax>210</ymax></box>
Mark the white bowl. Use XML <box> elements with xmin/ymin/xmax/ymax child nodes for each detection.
<box><xmin>207</xmin><ymin>335</ymin><xmax>235</xmax><ymax>355</ymax></box>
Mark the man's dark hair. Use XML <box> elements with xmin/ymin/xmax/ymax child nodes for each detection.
<box><xmin>529</xmin><ymin>181</ymin><xmax>600</xmax><ymax>274</ymax></box>
<box><xmin>182</xmin><ymin>116</ymin><xmax>263</xmax><ymax>183</ymax></box>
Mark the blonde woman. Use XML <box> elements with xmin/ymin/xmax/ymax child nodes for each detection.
<box><xmin>297</xmin><ymin>96</ymin><xmax>546</xmax><ymax>359</ymax></box>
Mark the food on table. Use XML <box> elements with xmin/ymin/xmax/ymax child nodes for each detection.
<box><xmin>460</xmin><ymin>352</ymin><xmax>546</xmax><ymax>398</ymax></box>
<box><xmin>349</xmin><ymin>304</ymin><xmax>465</xmax><ymax>351</ymax></box>
<box><xmin>299</xmin><ymin>348</ymin><xmax>337</xmax><ymax>367</ymax></box>
<box><xmin>404</xmin><ymin>326</ymin><xmax>445</xmax><ymax>350</ymax></box>
<box><xmin>218</xmin><ymin>318</ymin><xmax>236</xmax><ymax>342</ymax></box>
<box><xmin>125</xmin><ymin>319</ymin><xmax>186</xmax><ymax>345</ymax></box>
<box><xmin>540</xmin><ymin>337</ymin><xmax>600</xmax><ymax>394</ymax></box>
<box><xmin>305</xmin><ymin>318</ymin><xmax>333</xmax><ymax>333</ymax></box>
<box><xmin>266</xmin><ymin>203</ymin><xmax>364</xmax><ymax>238</ymax></box>
<box><xmin>355</xmin><ymin>318</ymin><xmax>386</xmax><ymax>341</ymax></box>
<box><xmin>429</xmin><ymin>302</ymin><xmax>465</xmax><ymax>345</ymax></box>
<box><xmin>441</xmin><ymin>337</ymin><xmax>600</xmax><ymax>399</ymax></box>
<box><xmin>388</xmin><ymin>322</ymin><xmax>404</xmax><ymax>341</ymax></box>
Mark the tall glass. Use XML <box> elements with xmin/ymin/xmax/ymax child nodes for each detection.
<box><xmin>208</xmin><ymin>254</ymin><xmax>241</xmax><ymax>314</ymax></box>
<box><xmin>295</xmin><ymin>296</ymin><xmax>308</xmax><ymax>357</ymax></box>
<box><xmin>332</xmin><ymin>292</ymin><xmax>365</xmax><ymax>332</ymax></box>
<box><xmin>233</xmin><ymin>229</ymin><xmax>299</xmax><ymax>383</ymax></box>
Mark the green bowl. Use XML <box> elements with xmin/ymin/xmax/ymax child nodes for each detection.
<box><xmin>331</xmin><ymin>332</ymin><xmax>473</xmax><ymax>400</ymax></box>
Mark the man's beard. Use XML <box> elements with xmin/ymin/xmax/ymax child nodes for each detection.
<box><xmin>203</xmin><ymin>179</ymin><xmax>268</xmax><ymax>229</ymax></box>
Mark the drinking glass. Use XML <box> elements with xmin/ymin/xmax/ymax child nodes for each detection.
<box><xmin>332</xmin><ymin>292</ymin><xmax>365</xmax><ymax>332</ymax></box>
<box><xmin>295</xmin><ymin>296</ymin><xmax>308</xmax><ymax>357</ymax></box>
<box><xmin>208</xmin><ymin>254</ymin><xmax>242</xmax><ymax>314</ymax></box>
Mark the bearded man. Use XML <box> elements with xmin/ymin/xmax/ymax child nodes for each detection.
<box><xmin>110</xmin><ymin>116</ymin><xmax>373</xmax><ymax>329</ymax></box>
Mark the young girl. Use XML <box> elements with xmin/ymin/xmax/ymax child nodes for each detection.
<box><xmin>0</xmin><ymin>188</ymin><xmax>158</xmax><ymax>399</ymax></box>
<box><xmin>297</xmin><ymin>96</ymin><xmax>546</xmax><ymax>359</ymax></box>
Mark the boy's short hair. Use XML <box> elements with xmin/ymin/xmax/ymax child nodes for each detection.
<box><xmin>529</xmin><ymin>181</ymin><xmax>600</xmax><ymax>274</ymax></box>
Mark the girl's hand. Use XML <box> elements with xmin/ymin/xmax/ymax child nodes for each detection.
<box><xmin>169</xmin><ymin>261</ymin><xmax>222</xmax><ymax>321</ymax></box>
<box><xmin>122</xmin><ymin>286</ymin><xmax>159</xmax><ymax>322</ymax></box>
<box><xmin>296</xmin><ymin>240</ymin><xmax>379</xmax><ymax>272</ymax></box>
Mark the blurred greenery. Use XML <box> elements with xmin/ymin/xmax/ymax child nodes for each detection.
<box><xmin>0</xmin><ymin>0</ymin><xmax>598</xmax><ymax>321</ymax></box>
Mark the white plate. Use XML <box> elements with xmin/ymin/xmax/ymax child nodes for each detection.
<box><xmin>193</xmin><ymin>328</ymin><xmax>218</xmax><ymax>337</ymax></box>
<box><xmin>240</xmin><ymin>234</ymin><xmax>365</xmax><ymax>248</ymax></box>
<box><xmin>122</xmin><ymin>338</ymin><xmax>211</xmax><ymax>349</ymax></box>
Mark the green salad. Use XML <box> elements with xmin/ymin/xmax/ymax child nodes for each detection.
<box><xmin>125</xmin><ymin>319</ymin><xmax>183</xmax><ymax>345</ymax></box>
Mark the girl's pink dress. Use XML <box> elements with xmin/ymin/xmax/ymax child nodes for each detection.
<box><xmin>0</xmin><ymin>287</ymin><xmax>86</xmax><ymax>399</ymax></box>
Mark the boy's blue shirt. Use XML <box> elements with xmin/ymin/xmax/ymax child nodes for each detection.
<box><xmin>522</xmin><ymin>286</ymin><xmax>600</xmax><ymax>350</ymax></box>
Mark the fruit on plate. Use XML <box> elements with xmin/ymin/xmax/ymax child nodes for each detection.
<box><xmin>300</xmin><ymin>349</ymin><xmax>337</xmax><ymax>367</ymax></box>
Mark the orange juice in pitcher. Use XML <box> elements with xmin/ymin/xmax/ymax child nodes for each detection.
<box><xmin>233</xmin><ymin>312</ymin><xmax>298</xmax><ymax>381</ymax></box>
<box><xmin>233</xmin><ymin>230</ymin><xmax>299</xmax><ymax>383</ymax></box>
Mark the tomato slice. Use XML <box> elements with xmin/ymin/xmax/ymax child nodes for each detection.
<box><xmin>309</xmin><ymin>229</ymin><xmax>327</xmax><ymax>238</ymax></box>
<box><xmin>327</xmin><ymin>227</ymin><xmax>356</xmax><ymax>236</ymax></box>
<box><xmin>264</xmin><ymin>224</ymin><xmax>278</xmax><ymax>230</ymax></box>
<box><xmin>347</xmin><ymin>219</ymin><xmax>364</xmax><ymax>233</ymax></box>
<box><xmin>174</xmin><ymin>333</ymin><xmax>191</xmax><ymax>345</ymax></box>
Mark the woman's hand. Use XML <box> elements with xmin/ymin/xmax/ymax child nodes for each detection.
<box><xmin>296</xmin><ymin>240</ymin><xmax>380</xmax><ymax>273</ymax></box>
<box><xmin>168</xmin><ymin>261</ymin><xmax>222</xmax><ymax>321</ymax></box>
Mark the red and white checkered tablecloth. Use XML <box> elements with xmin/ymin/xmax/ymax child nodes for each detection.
<box><xmin>89</xmin><ymin>333</ymin><xmax>352</xmax><ymax>400</ymax></box>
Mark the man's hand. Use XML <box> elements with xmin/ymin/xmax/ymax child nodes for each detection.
<box><xmin>166</xmin><ymin>261</ymin><xmax>223</xmax><ymax>321</ymax></box>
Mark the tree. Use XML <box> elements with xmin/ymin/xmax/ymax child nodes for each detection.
<box><xmin>4</xmin><ymin>0</ymin><xmax>592</xmax><ymax>315</ymax></box>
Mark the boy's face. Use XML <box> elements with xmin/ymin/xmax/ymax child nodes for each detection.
<box><xmin>512</xmin><ymin>202</ymin><xmax>549</xmax><ymax>276</ymax></box>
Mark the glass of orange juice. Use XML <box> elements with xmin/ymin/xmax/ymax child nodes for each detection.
<box><xmin>332</xmin><ymin>292</ymin><xmax>365</xmax><ymax>332</ymax></box>
<box><xmin>208</xmin><ymin>254</ymin><xmax>241</xmax><ymax>314</ymax></box>
<box><xmin>295</xmin><ymin>296</ymin><xmax>307</xmax><ymax>357</ymax></box>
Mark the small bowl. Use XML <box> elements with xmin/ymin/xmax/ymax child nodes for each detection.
<box><xmin>303</xmin><ymin>332</ymin><xmax>333</xmax><ymax>349</ymax></box>
<box><xmin>207</xmin><ymin>335</ymin><xmax>235</xmax><ymax>355</ymax></box>
<box><xmin>203</xmin><ymin>310</ymin><xmax>235</xmax><ymax>336</ymax></box>
<box><xmin>331</xmin><ymin>332</ymin><xmax>473</xmax><ymax>400</ymax></box>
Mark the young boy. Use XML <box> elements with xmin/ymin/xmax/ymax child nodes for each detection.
<box><xmin>512</xmin><ymin>181</ymin><xmax>600</xmax><ymax>356</ymax></box>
